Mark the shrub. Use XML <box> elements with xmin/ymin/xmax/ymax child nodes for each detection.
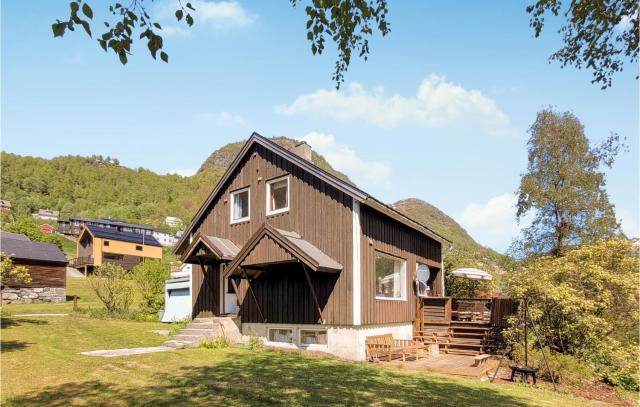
<box><xmin>88</xmin><ymin>263</ymin><xmax>134</xmax><ymax>315</ymax></box>
<box><xmin>0</xmin><ymin>254</ymin><xmax>31</xmax><ymax>286</ymax></box>
<box><xmin>248</xmin><ymin>335</ymin><xmax>263</xmax><ymax>350</ymax></box>
<box><xmin>200</xmin><ymin>337</ymin><xmax>228</xmax><ymax>349</ymax></box>
<box><xmin>131</xmin><ymin>258</ymin><xmax>171</xmax><ymax>315</ymax></box>
<box><xmin>511</xmin><ymin>344</ymin><xmax>595</xmax><ymax>387</ymax></box>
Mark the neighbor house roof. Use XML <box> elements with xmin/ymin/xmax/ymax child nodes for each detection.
<box><xmin>174</xmin><ymin>133</ymin><xmax>450</xmax><ymax>254</ymax></box>
<box><xmin>0</xmin><ymin>231</ymin><xmax>30</xmax><ymax>241</ymax></box>
<box><xmin>0</xmin><ymin>235</ymin><xmax>68</xmax><ymax>264</ymax></box>
<box><xmin>67</xmin><ymin>217</ymin><xmax>155</xmax><ymax>231</ymax></box>
<box><xmin>225</xmin><ymin>223</ymin><xmax>342</xmax><ymax>277</ymax></box>
<box><xmin>84</xmin><ymin>225</ymin><xmax>162</xmax><ymax>247</ymax></box>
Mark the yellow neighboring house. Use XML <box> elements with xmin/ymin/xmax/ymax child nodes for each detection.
<box><xmin>71</xmin><ymin>225</ymin><xmax>163</xmax><ymax>274</ymax></box>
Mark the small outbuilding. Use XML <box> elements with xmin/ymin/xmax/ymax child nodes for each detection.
<box><xmin>0</xmin><ymin>231</ymin><xmax>68</xmax><ymax>304</ymax></box>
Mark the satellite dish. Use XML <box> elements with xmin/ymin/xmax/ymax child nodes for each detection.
<box><xmin>416</xmin><ymin>264</ymin><xmax>431</xmax><ymax>283</ymax></box>
<box><xmin>415</xmin><ymin>265</ymin><xmax>431</xmax><ymax>297</ymax></box>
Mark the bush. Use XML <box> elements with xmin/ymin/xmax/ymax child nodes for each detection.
<box><xmin>200</xmin><ymin>337</ymin><xmax>228</xmax><ymax>349</ymax></box>
<box><xmin>131</xmin><ymin>258</ymin><xmax>171</xmax><ymax>315</ymax></box>
<box><xmin>88</xmin><ymin>263</ymin><xmax>134</xmax><ymax>315</ymax></box>
<box><xmin>3</xmin><ymin>217</ymin><xmax>65</xmax><ymax>251</ymax></box>
<box><xmin>511</xmin><ymin>344</ymin><xmax>595</xmax><ymax>387</ymax></box>
<box><xmin>248</xmin><ymin>335</ymin><xmax>263</xmax><ymax>350</ymax></box>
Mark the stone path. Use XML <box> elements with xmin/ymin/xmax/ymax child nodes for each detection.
<box><xmin>13</xmin><ymin>313</ymin><xmax>68</xmax><ymax>317</ymax></box>
<box><xmin>80</xmin><ymin>346</ymin><xmax>174</xmax><ymax>358</ymax></box>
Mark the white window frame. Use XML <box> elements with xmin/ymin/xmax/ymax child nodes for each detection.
<box><xmin>298</xmin><ymin>329</ymin><xmax>328</xmax><ymax>347</ymax></box>
<box><xmin>267</xmin><ymin>327</ymin><xmax>294</xmax><ymax>344</ymax></box>
<box><xmin>230</xmin><ymin>187</ymin><xmax>250</xmax><ymax>224</ymax></box>
<box><xmin>266</xmin><ymin>175</ymin><xmax>290</xmax><ymax>216</ymax></box>
<box><xmin>374</xmin><ymin>251</ymin><xmax>407</xmax><ymax>302</ymax></box>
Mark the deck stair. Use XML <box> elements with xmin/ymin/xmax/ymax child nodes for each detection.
<box><xmin>444</xmin><ymin>322</ymin><xmax>491</xmax><ymax>355</ymax></box>
<box><xmin>164</xmin><ymin>317</ymin><xmax>242</xmax><ymax>349</ymax></box>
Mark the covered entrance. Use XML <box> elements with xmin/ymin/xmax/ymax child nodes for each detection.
<box><xmin>180</xmin><ymin>233</ymin><xmax>240</xmax><ymax>318</ymax></box>
<box><xmin>224</xmin><ymin>223</ymin><xmax>342</xmax><ymax>325</ymax></box>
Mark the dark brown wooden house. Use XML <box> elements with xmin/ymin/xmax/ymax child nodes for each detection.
<box><xmin>173</xmin><ymin>133</ymin><xmax>449</xmax><ymax>359</ymax></box>
<box><xmin>0</xmin><ymin>231</ymin><xmax>68</xmax><ymax>304</ymax></box>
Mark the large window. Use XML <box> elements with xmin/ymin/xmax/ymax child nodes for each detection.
<box><xmin>230</xmin><ymin>187</ymin><xmax>250</xmax><ymax>223</ymax></box>
<box><xmin>266</xmin><ymin>176</ymin><xmax>289</xmax><ymax>215</ymax></box>
<box><xmin>375</xmin><ymin>252</ymin><xmax>407</xmax><ymax>300</ymax></box>
<box><xmin>268</xmin><ymin>328</ymin><xmax>294</xmax><ymax>344</ymax></box>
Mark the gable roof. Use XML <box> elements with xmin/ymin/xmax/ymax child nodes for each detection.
<box><xmin>83</xmin><ymin>225</ymin><xmax>162</xmax><ymax>247</ymax></box>
<box><xmin>174</xmin><ymin>133</ymin><xmax>450</xmax><ymax>254</ymax></box>
<box><xmin>0</xmin><ymin>235</ymin><xmax>68</xmax><ymax>264</ymax></box>
<box><xmin>181</xmin><ymin>233</ymin><xmax>240</xmax><ymax>262</ymax></box>
<box><xmin>0</xmin><ymin>231</ymin><xmax>30</xmax><ymax>241</ymax></box>
<box><xmin>225</xmin><ymin>223</ymin><xmax>342</xmax><ymax>277</ymax></box>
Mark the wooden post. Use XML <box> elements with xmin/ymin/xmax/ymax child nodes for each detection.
<box><xmin>301</xmin><ymin>264</ymin><xmax>325</xmax><ymax>324</ymax></box>
<box><xmin>73</xmin><ymin>295</ymin><xmax>77</xmax><ymax>311</ymax></box>
<box><xmin>242</xmin><ymin>269</ymin><xmax>266</xmax><ymax>323</ymax></box>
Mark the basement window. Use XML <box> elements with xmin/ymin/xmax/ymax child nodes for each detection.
<box><xmin>266</xmin><ymin>176</ymin><xmax>289</xmax><ymax>215</ymax></box>
<box><xmin>375</xmin><ymin>252</ymin><xmax>407</xmax><ymax>301</ymax></box>
<box><xmin>267</xmin><ymin>328</ymin><xmax>294</xmax><ymax>344</ymax></box>
<box><xmin>230</xmin><ymin>187</ymin><xmax>250</xmax><ymax>223</ymax></box>
<box><xmin>299</xmin><ymin>329</ymin><xmax>327</xmax><ymax>346</ymax></box>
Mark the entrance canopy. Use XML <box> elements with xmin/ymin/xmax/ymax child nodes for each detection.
<box><xmin>225</xmin><ymin>223</ymin><xmax>342</xmax><ymax>278</ymax></box>
<box><xmin>451</xmin><ymin>268</ymin><xmax>493</xmax><ymax>281</ymax></box>
<box><xmin>181</xmin><ymin>233</ymin><xmax>240</xmax><ymax>263</ymax></box>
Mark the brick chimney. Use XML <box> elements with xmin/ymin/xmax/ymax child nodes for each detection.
<box><xmin>292</xmin><ymin>141</ymin><xmax>312</xmax><ymax>162</ymax></box>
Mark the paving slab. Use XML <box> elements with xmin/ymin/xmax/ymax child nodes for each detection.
<box><xmin>148</xmin><ymin>329</ymin><xmax>171</xmax><ymax>336</ymax></box>
<box><xmin>80</xmin><ymin>346</ymin><xmax>175</xmax><ymax>357</ymax></box>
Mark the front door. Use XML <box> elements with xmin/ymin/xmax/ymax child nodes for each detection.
<box><xmin>223</xmin><ymin>276</ymin><xmax>239</xmax><ymax>314</ymax></box>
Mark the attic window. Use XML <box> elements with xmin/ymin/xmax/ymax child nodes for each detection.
<box><xmin>230</xmin><ymin>187</ymin><xmax>250</xmax><ymax>223</ymax></box>
<box><xmin>135</xmin><ymin>245</ymin><xmax>143</xmax><ymax>251</ymax></box>
<box><xmin>103</xmin><ymin>240</ymin><xmax>110</xmax><ymax>246</ymax></box>
<box><xmin>266</xmin><ymin>176</ymin><xmax>289</xmax><ymax>215</ymax></box>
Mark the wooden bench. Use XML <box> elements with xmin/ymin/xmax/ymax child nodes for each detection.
<box><xmin>366</xmin><ymin>334</ymin><xmax>424</xmax><ymax>362</ymax></box>
<box><xmin>473</xmin><ymin>354</ymin><xmax>491</xmax><ymax>366</ymax></box>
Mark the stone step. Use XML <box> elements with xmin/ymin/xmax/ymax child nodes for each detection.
<box><xmin>164</xmin><ymin>340</ymin><xmax>199</xmax><ymax>349</ymax></box>
<box><xmin>187</xmin><ymin>322</ymin><xmax>217</xmax><ymax>329</ymax></box>
<box><xmin>179</xmin><ymin>328</ymin><xmax>220</xmax><ymax>336</ymax></box>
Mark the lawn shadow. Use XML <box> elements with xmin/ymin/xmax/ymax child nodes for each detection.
<box><xmin>8</xmin><ymin>349</ymin><xmax>539</xmax><ymax>406</ymax></box>
<box><xmin>1</xmin><ymin>340</ymin><xmax>31</xmax><ymax>353</ymax></box>
<box><xmin>0</xmin><ymin>317</ymin><xmax>49</xmax><ymax>329</ymax></box>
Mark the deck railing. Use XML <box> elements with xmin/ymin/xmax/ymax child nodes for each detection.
<box><xmin>69</xmin><ymin>256</ymin><xmax>93</xmax><ymax>268</ymax></box>
<box><xmin>451</xmin><ymin>298</ymin><xmax>492</xmax><ymax>323</ymax></box>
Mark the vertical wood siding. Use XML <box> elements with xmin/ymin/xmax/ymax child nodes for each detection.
<box><xmin>191</xmin><ymin>263</ymin><xmax>220</xmax><ymax>318</ymax></box>
<box><xmin>190</xmin><ymin>144</ymin><xmax>354</xmax><ymax>325</ymax></box>
<box><xmin>10</xmin><ymin>261</ymin><xmax>66</xmax><ymax>288</ymax></box>
<box><xmin>360</xmin><ymin>205</ymin><xmax>442</xmax><ymax>325</ymax></box>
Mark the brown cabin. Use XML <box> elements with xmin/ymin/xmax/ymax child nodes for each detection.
<box><xmin>173</xmin><ymin>133</ymin><xmax>449</xmax><ymax>360</ymax></box>
<box><xmin>0</xmin><ymin>231</ymin><xmax>68</xmax><ymax>304</ymax></box>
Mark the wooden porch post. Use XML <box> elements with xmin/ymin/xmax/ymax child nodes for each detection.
<box><xmin>301</xmin><ymin>264</ymin><xmax>325</xmax><ymax>325</ymax></box>
<box><xmin>242</xmin><ymin>269</ymin><xmax>266</xmax><ymax>323</ymax></box>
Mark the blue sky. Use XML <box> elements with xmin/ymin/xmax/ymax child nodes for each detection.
<box><xmin>2</xmin><ymin>1</ymin><xmax>638</xmax><ymax>252</ymax></box>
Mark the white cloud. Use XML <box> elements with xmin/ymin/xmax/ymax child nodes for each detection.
<box><xmin>162</xmin><ymin>25</ymin><xmax>192</xmax><ymax>37</ymax></box>
<box><xmin>277</xmin><ymin>75</ymin><xmax>515</xmax><ymax>136</ymax></box>
<box><xmin>456</xmin><ymin>193</ymin><xmax>533</xmax><ymax>251</ymax></box>
<box><xmin>300</xmin><ymin>132</ymin><xmax>392</xmax><ymax>190</ymax></box>
<box><xmin>196</xmin><ymin>1</ymin><xmax>256</xmax><ymax>28</ymax></box>
<box><xmin>618</xmin><ymin>208</ymin><xmax>639</xmax><ymax>238</ymax></box>
<box><xmin>616</xmin><ymin>13</ymin><xmax>637</xmax><ymax>32</ymax></box>
<box><xmin>166</xmin><ymin>168</ymin><xmax>197</xmax><ymax>177</ymax></box>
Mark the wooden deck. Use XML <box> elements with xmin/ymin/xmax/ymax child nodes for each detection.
<box><xmin>390</xmin><ymin>353</ymin><xmax>499</xmax><ymax>378</ymax></box>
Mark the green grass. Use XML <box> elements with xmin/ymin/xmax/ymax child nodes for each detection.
<box><xmin>58</xmin><ymin>236</ymin><xmax>77</xmax><ymax>258</ymax></box>
<box><xmin>0</xmin><ymin>280</ymin><xmax>611</xmax><ymax>406</ymax></box>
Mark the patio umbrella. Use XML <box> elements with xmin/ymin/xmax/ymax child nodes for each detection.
<box><xmin>450</xmin><ymin>268</ymin><xmax>493</xmax><ymax>281</ymax></box>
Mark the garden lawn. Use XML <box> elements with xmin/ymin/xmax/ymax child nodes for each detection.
<box><xmin>1</xmin><ymin>280</ymin><xmax>607</xmax><ymax>406</ymax></box>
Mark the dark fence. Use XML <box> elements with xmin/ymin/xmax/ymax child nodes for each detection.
<box><xmin>490</xmin><ymin>298</ymin><xmax>518</xmax><ymax>328</ymax></box>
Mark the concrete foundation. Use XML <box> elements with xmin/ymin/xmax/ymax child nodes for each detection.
<box><xmin>242</xmin><ymin>322</ymin><xmax>413</xmax><ymax>361</ymax></box>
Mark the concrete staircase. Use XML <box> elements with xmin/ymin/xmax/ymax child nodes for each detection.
<box><xmin>163</xmin><ymin>317</ymin><xmax>242</xmax><ymax>349</ymax></box>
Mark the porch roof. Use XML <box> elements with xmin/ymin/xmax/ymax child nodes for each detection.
<box><xmin>181</xmin><ymin>233</ymin><xmax>240</xmax><ymax>263</ymax></box>
<box><xmin>224</xmin><ymin>223</ymin><xmax>342</xmax><ymax>277</ymax></box>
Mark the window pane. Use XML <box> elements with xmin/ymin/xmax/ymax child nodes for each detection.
<box><xmin>375</xmin><ymin>253</ymin><xmax>405</xmax><ymax>299</ymax></box>
<box><xmin>269</xmin><ymin>179</ymin><xmax>288</xmax><ymax>211</ymax></box>
<box><xmin>300</xmin><ymin>330</ymin><xmax>327</xmax><ymax>345</ymax></box>
<box><xmin>268</xmin><ymin>328</ymin><xmax>293</xmax><ymax>343</ymax></box>
<box><xmin>233</xmin><ymin>190</ymin><xmax>249</xmax><ymax>220</ymax></box>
